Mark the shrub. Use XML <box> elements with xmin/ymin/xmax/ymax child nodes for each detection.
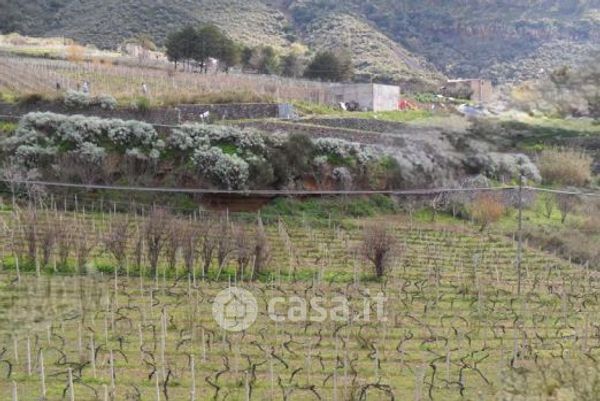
<box><xmin>134</xmin><ymin>96</ymin><xmax>151</xmax><ymax>112</ymax></box>
<box><xmin>5</xmin><ymin>112</ymin><xmax>163</xmax><ymax>167</ymax></box>
<box><xmin>192</xmin><ymin>146</ymin><xmax>249</xmax><ymax>189</ymax></box>
<box><xmin>169</xmin><ymin>124</ymin><xmax>269</xmax><ymax>154</ymax></box>
<box><xmin>63</xmin><ymin>90</ymin><xmax>91</xmax><ymax>109</ymax></box>
<box><xmin>314</xmin><ymin>137</ymin><xmax>375</xmax><ymax>165</ymax></box>
<box><xmin>538</xmin><ymin>148</ymin><xmax>593</xmax><ymax>187</ymax></box>
<box><xmin>0</xmin><ymin>121</ymin><xmax>17</xmax><ymax>135</ymax></box>
<box><xmin>470</xmin><ymin>193</ymin><xmax>505</xmax><ymax>231</ymax></box>
<box><xmin>465</xmin><ymin>152</ymin><xmax>541</xmax><ymax>182</ymax></box>
<box><xmin>96</xmin><ymin>94</ymin><xmax>118</xmax><ymax>110</ymax></box>
<box><xmin>17</xmin><ymin>92</ymin><xmax>45</xmax><ymax>105</ymax></box>
<box><xmin>77</xmin><ymin>142</ymin><xmax>106</xmax><ymax>164</ymax></box>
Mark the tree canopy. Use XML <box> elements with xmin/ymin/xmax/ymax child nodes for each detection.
<box><xmin>165</xmin><ymin>25</ymin><xmax>240</xmax><ymax>72</ymax></box>
<box><xmin>304</xmin><ymin>51</ymin><xmax>353</xmax><ymax>82</ymax></box>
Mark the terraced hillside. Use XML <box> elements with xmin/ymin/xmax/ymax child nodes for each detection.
<box><xmin>0</xmin><ymin>206</ymin><xmax>597</xmax><ymax>400</ymax></box>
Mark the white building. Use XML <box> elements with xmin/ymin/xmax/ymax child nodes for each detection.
<box><xmin>327</xmin><ymin>83</ymin><xmax>400</xmax><ymax>111</ymax></box>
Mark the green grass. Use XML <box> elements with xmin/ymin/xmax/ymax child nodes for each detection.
<box><xmin>0</xmin><ymin>121</ymin><xmax>17</xmax><ymax>135</ymax></box>
<box><xmin>215</xmin><ymin>142</ymin><xmax>239</xmax><ymax>155</ymax></box>
<box><xmin>261</xmin><ymin>195</ymin><xmax>400</xmax><ymax>222</ymax></box>
<box><xmin>499</xmin><ymin>117</ymin><xmax>600</xmax><ymax>151</ymax></box>
<box><xmin>292</xmin><ymin>101</ymin><xmax>341</xmax><ymax>116</ymax></box>
<box><xmin>347</xmin><ymin>109</ymin><xmax>433</xmax><ymax>122</ymax></box>
<box><xmin>0</xmin><ymin>91</ymin><xmax>18</xmax><ymax>104</ymax></box>
<box><xmin>294</xmin><ymin>105</ymin><xmax>436</xmax><ymax>122</ymax></box>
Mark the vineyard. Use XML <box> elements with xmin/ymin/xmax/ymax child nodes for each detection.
<box><xmin>0</xmin><ymin>193</ymin><xmax>599</xmax><ymax>401</ymax></box>
<box><xmin>0</xmin><ymin>55</ymin><xmax>334</xmax><ymax>105</ymax></box>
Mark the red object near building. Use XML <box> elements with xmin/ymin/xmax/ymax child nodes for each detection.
<box><xmin>398</xmin><ymin>99</ymin><xmax>415</xmax><ymax>110</ymax></box>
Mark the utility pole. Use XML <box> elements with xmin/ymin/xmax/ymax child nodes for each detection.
<box><xmin>516</xmin><ymin>166</ymin><xmax>524</xmax><ymax>296</ymax></box>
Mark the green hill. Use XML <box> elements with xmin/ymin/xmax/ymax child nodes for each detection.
<box><xmin>1</xmin><ymin>0</ymin><xmax>599</xmax><ymax>86</ymax></box>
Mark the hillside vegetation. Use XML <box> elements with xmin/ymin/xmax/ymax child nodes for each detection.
<box><xmin>303</xmin><ymin>13</ymin><xmax>445</xmax><ymax>89</ymax></box>
<box><xmin>2</xmin><ymin>0</ymin><xmax>598</xmax><ymax>86</ymax></box>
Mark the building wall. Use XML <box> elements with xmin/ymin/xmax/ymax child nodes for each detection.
<box><xmin>327</xmin><ymin>83</ymin><xmax>400</xmax><ymax>111</ymax></box>
<box><xmin>475</xmin><ymin>80</ymin><xmax>494</xmax><ymax>103</ymax></box>
<box><xmin>328</xmin><ymin>84</ymin><xmax>374</xmax><ymax>110</ymax></box>
<box><xmin>446</xmin><ymin>79</ymin><xmax>494</xmax><ymax>103</ymax></box>
<box><xmin>372</xmin><ymin>84</ymin><xmax>400</xmax><ymax>112</ymax></box>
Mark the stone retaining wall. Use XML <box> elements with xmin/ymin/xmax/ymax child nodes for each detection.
<box><xmin>0</xmin><ymin>102</ymin><xmax>287</xmax><ymax>124</ymax></box>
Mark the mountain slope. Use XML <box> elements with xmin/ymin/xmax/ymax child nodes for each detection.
<box><xmin>290</xmin><ymin>0</ymin><xmax>600</xmax><ymax>81</ymax></box>
<box><xmin>303</xmin><ymin>13</ymin><xmax>445</xmax><ymax>89</ymax></box>
<box><xmin>1</xmin><ymin>0</ymin><xmax>599</xmax><ymax>86</ymax></box>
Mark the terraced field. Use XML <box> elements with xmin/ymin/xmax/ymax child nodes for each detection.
<box><xmin>0</xmin><ymin>55</ymin><xmax>336</xmax><ymax>105</ymax></box>
<box><xmin>0</xmin><ymin>208</ymin><xmax>597</xmax><ymax>400</ymax></box>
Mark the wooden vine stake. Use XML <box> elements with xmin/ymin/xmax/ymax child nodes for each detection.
<box><xmin>12</xmin><ymin>381</ymin><xmax>18</xmax><ymax>401</ymax></box>
<box><xmin>90</xmin><ymin>335</ymin><xmax>97</xmax><ymax>378</ymax></box>
<box><xmin>201</xmin><ymin>329</ymin><xmax>207</xmax><ymax>363</ymax></box>
<box><xmin>12</xmin><ymin>336</ymin><xmax>18</xmax><ymax>364</ymax></box>
<box><xmin>68</xmin><ymin>367</ymin><xmax>75</xmax><ymax>401</ymax></box>
<box><xmin>190</xmin><ymin>355</ymin><xmax>196</xmax><ymax>401</ymax></box>
<box><xmin>110</xmin><ymin>349</ymin><xmax>116</xmax><ymax>395</ymax></box>
<box><xmin>270</xmin><ymin>354</ymin><xmax>275</xmax><ymax>400</ymax></box>
<box><xmin>244</xmin><ymin>370</ymin><xmax>250</xmax><ymax>401</ymax></box>
<box><xmin>155</xmin><ymin>371</ymin><xmax>161</xmax><ymax>401</ymax></box>
<box><xmin>333</xmin><ymin>336</ymin><xmax>338</xmax><ymax>401</ymax></box>
<box><xmin>40</xmin><ymin>349</ymin><xmax>46</xmax><ymax>399</ymax></box>
<box><xmin>26</xmin><ymin>336</ymin><xmax>32</xmax><ymax>376</ymax></box>
<box><xmin>160</xmin><ymin>307</ymin><xmax>167</xmax><ymax>381</ymax></box>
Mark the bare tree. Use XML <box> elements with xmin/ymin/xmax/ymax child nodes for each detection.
<box><xmin>19</xmin><ymin>206</ymin><xmax>38</xmax><ymax>264</ymax></box>
<box><xmin>233</xmin><ymin>224</ymin><xmax>252</xmax><ymax>279</ymax></box>
<box><xmin>2</xmin><ymin>161</ymin><xmax>26</xmax><ymax>208</ymax></box>
<box><xmin>104</xmin><ymin>217</ymin><xmax>129</xmax><ymax>272</ymax></box>
<box><xmin>55</xmin><ymin>216</ymin><xmax>73</xmax><ymax>268</ymax></box>
<box><xmin>557</xmin><ymin>193</ymin><xmax>579</xmax><ymax>224</ymax></box>
<box><xmin>180</xmin><ymin>220</ymin><xmax>200</xmax><ymax>276</ymax></box>
<box><xmin>429</xmin><ymin>194</ymin><xmax>445</xmax><ymax>222</ymax></box>
<box><xmin>165</xmin><ymin>218</ymin><xmax>181</xmax><ymax>274</ymax></box>
<box><xmin>145</xmin><ymin>207</ymin><xmax>170</xmax><ymax>278</ymax></box>
<box><xmin>39</xmin><ymin>214</ymin><xmax>56</xmax><ymax>267</ymax></box>
<box><xmin>362</xmin><ymin>224</ymin><xmax>396</xmax><ymax>278</ymax></box>
<box><xmin>73</xmin><ymin>219</ymin><xmax>96</xmax><ymax>274</ymax></box>
<box><xmin>251</xmin><ymin>215</ymin><xmax>271</xmax><ymax>280</ymax></box>
<box><xmin>215</xmin><ymin>215</ymin><xmax>234</xmax><ymax>280</ymax></box>
<box><xmin>200</xmin><ymin>220</ymin><xmax>217</xmax><ymax>277</ymax></box>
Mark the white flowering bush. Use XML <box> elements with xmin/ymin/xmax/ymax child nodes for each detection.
<box><xmin>106</xmin><ymin>120</ymin><xmax>163</xmax><ymax>158</ymax></box>
<box><xmin>63</xmin><ymin>91</ymin><xmax>119</xmax><ymax>110</ymax></box>
<box><xmin>4</xmin><ymin>112</ymin><xmax>163</xmax><ymax>165</ymax></box>
<box><xmin>314</xmin><ymin>137</ymin><xmax>376</xmax><ymax>165</ymax></box>
<box><xmin>333</xmin><ymin>167</ymin><xmax>353</xmax><ymax>189</ymax></box>
<box><xmin>192</xmin><ymin>147</ymin><xmax>249</xmax><ymax>189</ymax></box>
<box><xmin>4</xmin><ymin>113</ymin><xmax>404</xmax><ymax>190</ymax></box>
<box><xmin>96</xmin><ymin>94</ymin><xmax>118</xmax><ymax>110</ymax></box>
<box><xmin>63</xmin><ymin>90</ymin><xmax>91</xmax><ymax>109</ymax></box>
<box><xmin>13</xmin><ymin>144</ymin><xmax>58</xmax><ymax>167</ymax></box>
<box><xmin>76</xmin><ymin>142</ymin><xmax>106</xmax><ymax>164</ymax></box>
<box><xmin>466</xmin><ymin>152</ymin><xmax>541</xmax><ymax>183</ymax></box>
<box><xmin>168</xmin><ymin>124</ymin><xmax>269</xmax><ymax>155</ymax></box>
<box><xmin>168</xmin><ymin>125</ymin><xmax>211</xmax><ymax>152</ymax></box>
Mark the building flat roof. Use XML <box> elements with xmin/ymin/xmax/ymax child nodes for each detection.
<box><xmin>447</xmin><ymin>79</ymin><xmax>489</xmax><ymax>83</ymax></box>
